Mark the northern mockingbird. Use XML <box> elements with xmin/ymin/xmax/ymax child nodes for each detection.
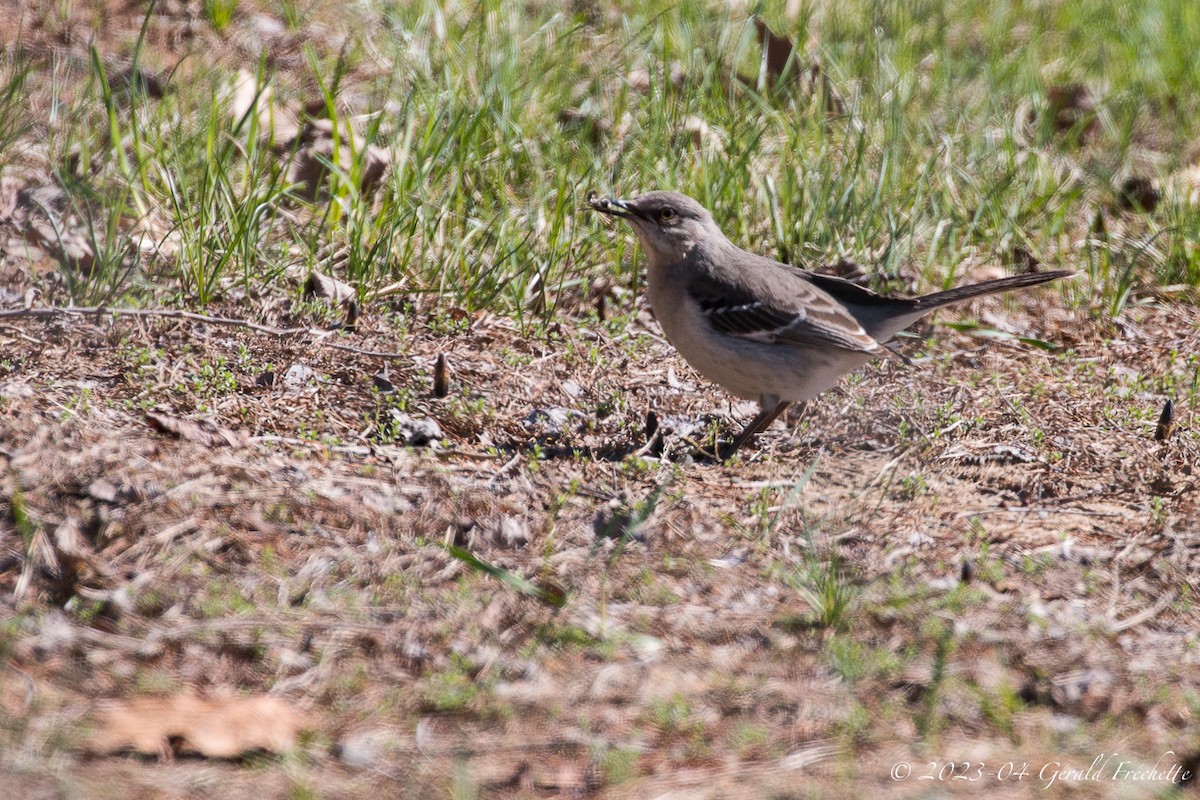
<box><xmin>589</xmin><ymin>190</ymin><xmax>1073</xmax><ymax>458</ymax></box>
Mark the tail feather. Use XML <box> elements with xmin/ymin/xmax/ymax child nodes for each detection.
<box><xmin>913</xmin><ymin>270</ymin><xmax>1075</xmax><ymax>310</ymax></box>
<box><xmin>861</xmin><ymin>269</ymin><xmax>1074</xmax><ymax>342</ymax></box>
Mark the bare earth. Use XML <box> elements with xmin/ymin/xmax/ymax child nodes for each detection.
<box><xmin>2</xmin><ymin>283</ymin><xmax>1198</xmax><ymax>798</ymax></box>
<box><xmin>1</xmin><ymin>0</ymin><xmax>1198</xmax><ymax>795</ymax></box>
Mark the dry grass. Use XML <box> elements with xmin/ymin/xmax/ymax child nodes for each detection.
<box><xmin>1</xmin><ymin>290</ymin><xmax>1198</xmax><ymax>798</ymax></box>
<box><xmin>2</xmin><ymin>0</ymin><xmax>1200</xmax><ymax>797</ymax></box>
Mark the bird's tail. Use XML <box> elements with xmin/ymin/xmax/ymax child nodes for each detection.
<box><xmin>912</xmin><ymin>270</ymin><xmax>1075</xmax><ymax>310</ymax></box>
<box><xmin>862</xmin><ymin>269</ymin><xmax>1074</xmax><ymax>341</ymax></box>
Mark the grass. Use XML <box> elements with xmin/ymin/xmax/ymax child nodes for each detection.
<box><xmin>4</xmin><ymin>0</ymin><xmax>1197</xmax><ymax>319</ymax></box>
<box><xmin>3</xmin><ymin>1</ymin><xmax>1200</xmax><ymax>797</ymax></box>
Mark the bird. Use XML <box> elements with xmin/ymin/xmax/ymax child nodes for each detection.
<box><xmin>588</xmin><ymin>190</ymin><xmax>1073</xmax><ymax>459</ymax></box>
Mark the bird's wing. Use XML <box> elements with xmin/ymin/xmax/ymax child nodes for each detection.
<box><xmin>687</xmin><ymin>273</ymin><xmax>882</xmax><ymax>355</ymax></box>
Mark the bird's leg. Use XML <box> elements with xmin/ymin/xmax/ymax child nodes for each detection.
<box><xmin>718</xmin><ymin>398</ymin><xmax>791</xmax><ymax>461</ymax></box>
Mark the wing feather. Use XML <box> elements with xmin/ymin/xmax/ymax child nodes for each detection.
<box><xmin>689</xmin><ymin>275</ymin><xmax>881</xmax><ymax>354</ymax></box>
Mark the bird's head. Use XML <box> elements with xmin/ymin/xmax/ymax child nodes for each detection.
<box><xmin>588</xmin><ymin>191</ymin><xmax>722</xmax><ymax>266</ymax></box>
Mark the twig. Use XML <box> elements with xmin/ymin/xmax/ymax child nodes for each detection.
<box><xmin>0</xmin><ymin>306</ymin><xmax>407</xmax><ymax>360</ymax></box>
<box><xmin>320</xmin><ymin>341</ymin><xmax>408</xmax><ymax>360</ymax></box>
<box><xmin>955</xmin><ymin>507</ymin><xmax>1131</xmax><ymax>518</ymax></box>
<box><xmin>250</xmin><ymin>434</ymin><xmax>501</xmax><ymax>461</ymax></box>
<box><xmin>0</xmin><ymin>324</ymin><xmax>46</xmax><ymax>345</ymax></box>
<box><xmin>0</xmin><ymin>305</ymin><xmax>306</xmax><ymax>335</ymax></box>
<box><xmin>1106</xmin><ymin>588</ymin><xmax>1177</xmax><ymax>633</ymax></box>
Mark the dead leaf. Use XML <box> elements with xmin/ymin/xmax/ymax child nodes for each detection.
<box><xmin>674</xmin><ymin>115</ymin><xmax>723</xmax><ymax>151</ymax></box>
<box><xmin>88</xmin><ymin>693</ymin><xmax>308</xmax><ymax>758</ymax></box>
<box><xmin>0</xmin><ymin>176</ymin><xmax>21</xmax><ymax>220</ymax></box>
<box><xmin>1116</xmin><ymin>175</ymin><xmax>1161</xmax><ymax>213</ymax></box>
<box><xmin>1165</xmin><ymin>163</ymin><xmax>1200</xmax><ymax>205</ymax></box>
<box><xmin>828</xmin><ymin>257</ymin><xmax>867</xmax><ymax>284</ymax></box>
<box><xmin>1027</xmin><ymin>83</ymin><xmax>1097</xmax><ymax>142</ymax></box>
<box><xmin>433</xmin><ymin>353</ymin><xmax>449</xmax><ymax>398</ymax></box>
<box><xmin>754</xmin><ymin>17</ymin><xmax>797</xmax><ymax>84</ymax></box>
<box><xmin>146</xmin><ymin>411</ymin><xmax>249</xmax><ymax>448</ymax></box>
<box><xmin>284</xmin><ymin>118</ymin><xmax>390</xmax><ymax>200</ymax></box>
<box><xmin>1155</xmin><ymin>399</ymin><xmax>1174</xmax><ymax>441</ymax></box>
<box><xmin>745</xmin><ymin>18</ymin><xmax>843</xmax><ymax>113</ymax></box>
<box><xmin>303</xmin><ymin>270</ymin><xmax>355</xmax><ymax>305</ymax></box>
<box><xmin>6</xmin><ymin>184</ymin><xmax>98</xmax><ymax>274</ymax></box>
<box><xmin>24</xmin><ymin>219</ymin><xmax>96</xmax><ymax>274</ymax></box>
<box><xmin>807</xmin><ymin>61</ymin><xmax>845</xmax><ymax>114</ymax></box>
<box><xmin>380</xmin><ymin>411</ymin><xmax>443</xmax><ymax>446</ymax></box>
<box><xmin>342</xmin><ymin>299</ymin><xmax>359</xmax><ymax>332</ymax></box>
<box><xmin>1046</xmin><ymin>83</ymin><xmax>1096</xmax><ymax>132</ymax></box>
<box><xmin>1007</xmin><ymin>245</ymin><xmax>1041</xmax><ymax>274</ymax></box>
<box><xmin>557</xmin><ymin>105</ymin><xmax>611</xmax><ymax>145</ymax></box>
<box><xmin>50</xmin><ymin>517</ymin><xmax>110</xmax><ymax>590</ymax></box>
<box><xmin>88</xmin><ymin>477</ymin><xmax>156</xmax><ymax>505</ymax></box>
<box><xmin>230</xmin><ymin>69</ymin><xmax>301</xmax><ymax>143</ymax></box>
<box><xmin>372</xmin><ymin>367</ymin><xmax>394</xmax><ymax>392</ymax></box>
<box><xmin>112</xmin><ymin>64</ymin><xmax>166</xmax><ymax>99</ymax></box>
<box><xmin>626</xmin><ymin>62</ymin><xmax>687</xmax><ymax>93</ymax></box>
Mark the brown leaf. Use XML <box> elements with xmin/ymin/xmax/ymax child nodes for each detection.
<box><xmin>230</xmin><ymin>69</ymin><xmax>301</xmax><ymax>143</ymax></box>
<box><xmin>625</xmin><ymin>61</ymin><xmax>687</xmax><ymax>93</ymax></box>
<box><xmin>828</xmin><ymin>257</ymin><xmax>867</xmax><ymax>284</ymax></box>
<box><xmin>1155</xmin><ymin>399</ymin><xmax>1174</xmax><ymax>441</ymax></box>
<box><xmin>0</xmin><ymin>176</ymin><xmax>21</xmax><ymax>220</ymax></box>
<box><xmin>146</xmin><ymin>411</ymin><xmax>249</xmax><ymax>448</ymax></box>
<box><xmin>342</xmin><ymin>299</ymin><xmax>359</xmax><ymax>332</ymax></box>
<box><xmin>1007</xmin><ymin>245</ymin><xmax>1041</xmax><ymax>274</ymax></box>
<box><xmin>1117</xmin><ymin>175</ymin><xmax>1161</xmax><ymax>214</ymax></box>
<box><xmin>51</xmin><ymin>518</ymin><xmax>100</xmax><ymax>586</ymax></box>
<box><xmin>303</xmin><ymin>270</ymin><xmax>356</xmax><ymax>305</ymax></box>
<box><xmin>1027</xmin><ymin>83</ymin><xmax>1097</xmax><ymax>141</ymax></box>
<box><xmin>24</xmin><ymin>218</ymin><xmax>96</xmax><ymax>275</ymax></box>
<box><xmin>673</xmin><ymin>115</ymin><xmax>723</xmax><ymax>151</ymax></box>
<box><xmin>754</xmin><ymin>17</ymin><xmax>796</xmax><ymax>84</ymax></box>
<box><xmin>1165</xmin><ymin>163</ymin><xmax>1200</xmax><ymax>205</ymax></box>
<box><xmin>88</xmin><ymin>694</ymin><xmax>308</xmax><ymax>758</ymax></box>
<box><xmin>749</xmin><ymin>18</ymin><xmax>843</xmax><ymax>113</ymax></box>
<box><xmin>1046</xmin><ymin>83</ymin><xmax>1096</xmax><ymax>131</ymax></box>
<box><xmin>557</xmin><ymin>106</ymin><xmax>611</xmax><ymax>146</ymax></box>
<box><xmin>433</xmin><ymin>353</ymin><xmax>449</xmax><ymax>398</ymax></box>
<box><xmin>285</xmin><ymin>119</ymin><xmax>390</xmax><ymax>200</ymax></box>
<box><xmin>11</xmin><ymin>185</ymin><xmax>97</xmax><ymax>274</ymax></box>
<box><xmin>112</xmin><ymin>65</ymin><xmax>166</xmax><ymax>99</ymax></box>
<box><xmin>808</xmin><ymin>61</ymin><xmax>846</xmax><ymax>114</ymax></box>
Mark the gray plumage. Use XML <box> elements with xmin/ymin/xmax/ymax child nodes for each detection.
<box><xmin>590</xmin><ymin>190</ymin><xmax>1072</xmax><ymax>457</ymax></box>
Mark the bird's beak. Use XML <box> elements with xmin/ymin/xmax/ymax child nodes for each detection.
<box><xmin>587</xmin><ymin>192</ymin><xmax>643</xmax><ymax>220</ymax></box>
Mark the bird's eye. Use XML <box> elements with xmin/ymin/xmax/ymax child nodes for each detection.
<box><xmin>659</xmin><ymin>207</ymin><xmax>677</xmax><ymax>222</ymax></box>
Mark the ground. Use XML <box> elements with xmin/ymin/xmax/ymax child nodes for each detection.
<box><xmin>3</xmin><ymin>291</ymin><xmax>1198</xmax><ymax>799</ymax></box>
<box><xmin>1</xmin><ymin>0</ymin><xmax>1199</xmax><ymax>798</ymax></box>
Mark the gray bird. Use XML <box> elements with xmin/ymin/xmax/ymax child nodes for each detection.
<box><xmin>589</xmin><ymin>190</ymin><xmax>1072</xmax><ymax>459</ymax></box>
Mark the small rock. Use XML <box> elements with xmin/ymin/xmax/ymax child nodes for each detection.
<box><xmin>250</xmin><ymin>13</ymin><xmax>285</xmax><ymax>36</ymax></box>
<box><xmin>589</xmin><ymin>663</ymin><xmax>641</xmax><ymax>702</ymax></box>
<box><xmin>593</xmin><ymin>500</ymin><xmax>646</xmax><ymax>543</ymax></box>
<box><xmin>386</xmin><ymin>411</ymin><xmax>443</xmax><ymax>446</ymax></box>
<box><xmin>336</xmin><ymin>729</ymin><xmax>389</xmax><ymax>768</ymax></box>
<box><xmin>629</xmin><ymin>634</ymin><xmax>664</xmax><ymax>663</ymax></box>
<box><xmin>283</xmin><ymin>363</ymin><xmax>315</xmax><ymax>389</ymax></box>
<box><xmin>523</xmin><ymin>406</ymin><xmax>580</xmax><ymax>436</ymax></box>
<box><xmin>494</xmin><ymin>516</ymin><xmax>531</xmax><ymax>548</ymax></box>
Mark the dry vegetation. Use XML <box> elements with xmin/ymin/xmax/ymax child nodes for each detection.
<box><xmin>1</xmin><ymin>1</ymin><xmax>1199</xmax><ymax>798</ymax></box>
